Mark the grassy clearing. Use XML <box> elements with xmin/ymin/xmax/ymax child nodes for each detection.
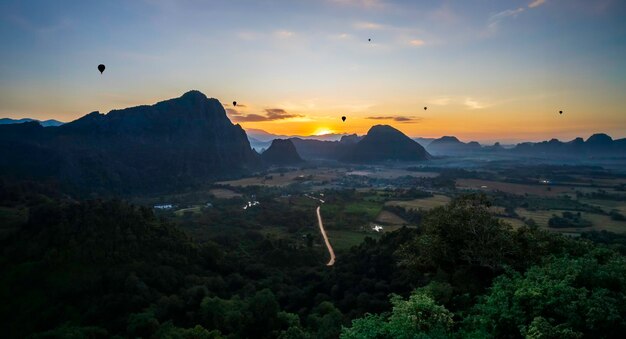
<box><xmin>344</xmin><ymin>201</ymin><xmax>383</xmax><ymax>219</ymax></box>
<box><xmin>174</xmin><ymin>205</ymin><xmax>204</xmax><ymax>216</ymax></box>
<box><xmin>209</xmin><ymin>188</ymin><xmax>242</xmax><ymax>199</ymax></box>
<box><xmin>326</xmin><ymin>229</ymin><xmax>381</xmax><ymax>251</ymax></box>
<box><xmin>385</xmin><ymin>195</ymin><xmax>451</xmax><ymax>211</ymax></box>
<box><xmin>498</xmin><ymin>217</ymin><xmax>526</xmax><ymax>229</ymax></box>
<box><xmin>376</xmin><ymin>210</ymin><xmax>407</xmax><ymax>225</ymax></box>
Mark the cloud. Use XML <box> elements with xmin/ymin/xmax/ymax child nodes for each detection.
<box><xmin>367</xmin><ymin>116</ymin><xmax>423</xmax><ymax>123</ymax></box>
<box><xmin>488</xmin><ymin>7</ymin><xmax>524</xmax><ymax>31</ymax></box>
<box><xmin>226</xmin><ymin>108</ymin><xmax>303</xmax><ymax>122</ymax></box>
<box><xmin>409</xmin><ymin>39</ymin><xmax>425</xmax><ymax>46</ymax></box>
<box><xmin>274</xmin><ymin>30</ymin><xmax>295</xmax><ymax>39</ymax></box>
<box><xmin>353</xmin><ymin>21</ymin><xmax>386</xmax><ymax>30</ymax></box>
<box><xmin>464</xmin><ymin>98</ymin><xmax>487</xmax><ymax>110</ymax></box>
<box><xmin>528</xmin><ymin>0</ymin><xmax>546</xmax><ymax>8</ymax></box>
<box><xmin>329</xmin><ymin>0</ymin><xmax>385</xmax><ymax>9</ymax></box>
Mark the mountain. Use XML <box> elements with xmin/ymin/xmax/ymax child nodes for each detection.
<box><xmin>246</xmin><ymin>128</ymin><xmax>349</xmax><ymax>151</ymax></box>
<box><xmin>427</xmin><ymin>136</ymin><xmax>482</xmax><ymax>155</ymax></box>
<box><xmin>290</xmin><ymin>138</ymin><xmax>346</xmax><ymax>160</ymax></box>
<box><xmin>339</xmin><ymin>134</ymin><xmax>362</xmax><ymax>144</ymax></box>
<box><xmin>342</xmin><ymin>125</ymin><xmax>430</xmax><ymax>163</ymax></box>
<box><xmin>0</xmin><ymin>117</ymin><xmax>64</xmax><ymax>127</ymax></box>
<box><xmin>260</xmin><ymin>139</ymin><xmax>303</xmax><ymax>165</ymax></box>
<box><xmin>0</xmin><ymin>90</ymin><xmax>260</xmax><ymax>194</ymax></box>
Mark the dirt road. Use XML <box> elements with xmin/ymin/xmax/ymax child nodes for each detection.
<box><xmin>316</xmin><ymin>206</ymin><xmax>336</xmax><ymax>266</ymax></box>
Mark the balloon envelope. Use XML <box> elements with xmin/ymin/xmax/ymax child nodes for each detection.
<box><xmin>233</xmin><ymin>101</ymin><xmax>237</xmax><ymax>106</ymax></box>
<box><xmin>341</xmin><ymin>116</ymin><xmax>346</xmax><ymax>122</ymax></box>
<box><xmin>424</xmin><ymin>107</ymin><xmax>427</xmax><ymax>110</ymax></box>
<box><xmin>98</xmin><ymin>64</ymin><xmax>105</xmax><ymax>74</ymax></box>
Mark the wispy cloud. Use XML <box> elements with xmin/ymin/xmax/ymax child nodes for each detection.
<box><xmin>274</xmin><ymin>30</ymin><xmax>295</xmax><ymax>39</ymax></box>
<box><xmin>227</xmin><ymin>108</ymin><xmax>303</xmax><ymax>122</ymax></box>
<box><xmin>528</xmin><ymin>0</ymin><xmax>546</xmax><ymax>8</ymax></box>
<box><xmin>353</xmin><ymin>21</ymin><xmax>386</xmax><ymax>30</ymax></box>
<box><xmin>409</xmin><ymin>39</ymin><xmax>425</xmax><ymax>46</ymax></box>
<box><xmin>488</xmin><ymin>8</ymin><xmax>525</xmax><ymax>31</ymax></box>
<box><xmin>464</xmin><ymin>98</ymin><xmax>488</xmax><ymax>110</ymax></box>
<box><xmin>329</xmin><ymin>0</ymin><xmax>385</xmax><ymax>9</ymax></box>
<box><xmin>367</xmin><ymin>116</ymin><xmax>423</xmax><ymax>123</ymax></box>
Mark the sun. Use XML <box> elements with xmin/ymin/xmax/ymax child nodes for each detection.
<box><xmin>313</xmin><ymin>127</ymin><xmax>334</xmax><ymax>136</ymax></box>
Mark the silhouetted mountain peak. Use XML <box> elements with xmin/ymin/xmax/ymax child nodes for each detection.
<box><xmin>587</xmin><ymin>133</ymin><xmax>613</xmax><ymax>144</ymax></box>
<box><xmin>343</xmin><ymin>124</ymin><xmax>430</xmax><ymax>162</ymax></box>
<box><xmin>181</xmin><ymin>90</ymin><xmax>208</xmax><ymax>100</ymax></box>
<box><xmin>436</xmin><ymin>136</ymin><xmax>461</xmax><ymax>143</ymax></box>
<box><xmin>261</xmin><ymin>139</ymin><xmax>303</xmax><ymax>165</ymax></box>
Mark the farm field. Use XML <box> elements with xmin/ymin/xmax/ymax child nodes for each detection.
<box><xmin>217</xmin><ymin>168</ymin><xmax>341</xmax><ymax>187</ymax></box>
<box><xmin>456</xmin><ymin>179</ymin><xmax>573</xmax><ymax>197</ymax></box>
<box><xmin>515</xmin><ymin>208</ymin><xmax>626</xmax><ymax>234</ymax></box>
<box><xmin>579</xmin><ymin>199</ymin><xmax>626</xmax><ymax>214</ymax></box>
<box><xmin>385</xmin><ymin>194</ymin><xmax>451</xmax><ymax>211</ymax></box>
<box><xmin>346</xmin><ymin>168</ymin><xmax>438</xmax><ymax>179</ymax></box>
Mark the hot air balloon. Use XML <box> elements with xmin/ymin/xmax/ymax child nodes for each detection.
<box><xmin>233</xmin><ymin>101</ymin><xmax>237</xmax><ymax>107</ymax></box>
<box><xmin>559</xmin><ymin>110</ymin><xmax>563</xmax><ymax>115</ymax></box>
<box><xmin>341</xmin><ymin>116</ymin><xmax>346</xmax><ymax>122</ymax></box>
<box><xmin>98</xmin><ymin>64</ymin><xmax>105</xmax><ymax>74</ymax></box>
<box><xmin>424</xmin><ymin>106</ymin><xmax>427</xmax><ymax>110</ymax></box>
<box><xmin>368</xmin><ymin>38</ymin><xmax>371</xmax><ymax>42</ymax></box>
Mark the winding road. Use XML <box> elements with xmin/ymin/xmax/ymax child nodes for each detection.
<box><xmin>316</xmin><ymin>206</ymin><xmax>336</xmax><ymax>266</ymax></box>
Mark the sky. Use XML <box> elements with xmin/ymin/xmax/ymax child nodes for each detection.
<box><xmin>0</xmin><ymin>0</ymin><xmax>625</xmax><ymax>143</ymax></box>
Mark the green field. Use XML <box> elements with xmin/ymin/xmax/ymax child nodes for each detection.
<box><xmin>385</xmin><ymin>194</ymin><xmax>451</xmax><ymax>211</ymax></box>
<box><xmin>174</xmin><ymin>205</ymin><xmax>204</xmax><ymax>216</ymax></box>
<box><xmin>326</xmin><ymin>229</ymin><xmax>381</xmax><ymax>251</ymax></box>
<box><xmin>344</xmin><ymin>201</ymin><xmax>383</xmax><ymax>219</ymax></box>
<box><xmin>579</xmin><ymin>199</ymin><xmax>626</xmax><ymax>214</ymax></box>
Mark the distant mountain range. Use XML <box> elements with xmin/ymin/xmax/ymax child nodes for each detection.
<box><xmin>511</xmin><ymin>134</ymin><xmax>626</xmax><ymax>157</ymax></box>
<box><xmin>246</xmin><ymin>128</ymin><xmax>347</xmax><ymax>151</ymax></box>
<box><xmin>0</xmin><ymin>118</ymin><xmax>65</xmax><ymax>127</ymax></box>
<box><xmin>418</xmin><ymin>133</ymin><xmax>625</xmax><ymax>158</ymax></box>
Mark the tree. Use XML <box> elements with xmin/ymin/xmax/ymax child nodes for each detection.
<box><xmin>399</xmin><ymin>194</ymin><xmax>515</xmax><ymax>271</ymax></box>
<box><xmin>463</xmin><ymin>250</ymin><xmax>626</xmax><ymax>338</ymax></box>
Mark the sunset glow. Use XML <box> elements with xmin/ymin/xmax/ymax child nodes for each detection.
<box><xmin>313</xmin><ymin>128</ymin><xmax>335</xmax><ymax>136</ymax></box>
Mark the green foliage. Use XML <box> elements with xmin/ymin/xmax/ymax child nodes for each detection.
<box><xmin>548</xmin><ymin>211</ymin><xmax>592</xmax><ymax>228</ymax></box>
<box><xmin>464</xmin><ymin>250</ymin><xmax>626</xmax><ymax>337</ymax></box>
<box><xmin>341</xmin><ymin>290</ymin><xmax>453</xmax><ymax>339</ymax></box>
